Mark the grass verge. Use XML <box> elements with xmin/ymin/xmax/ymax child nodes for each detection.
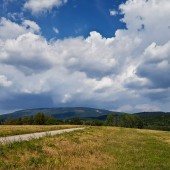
<box><xmin>0</xmin><ymin>125</ymin><xmax>82</xmax><ymax>137</ymax></box>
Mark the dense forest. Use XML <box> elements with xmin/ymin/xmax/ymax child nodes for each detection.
<box><xmin>134</xmin><ymin>112</ymin><xmax>170</xmax><ymax>131</ymax></box>
<box><xmin>0</xmin><ymin>112</ymin><xmax>144</xmax><ymax>129</ymax></box>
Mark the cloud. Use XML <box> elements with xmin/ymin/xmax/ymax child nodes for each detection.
<box><xmin>137</xmin><ymin>42</ymin><xmax>170</xmax><ymax>88</ymax></box>
<box><xmin>0</xmin><ymin>75</ymin><xmax>12</xmax><ymax>87</ymax></box>
<box><xmin>7</xmin><ymin>12</ymin><xmax>24</xmax><ymax>21</ymax></box>
<box><xmin>118</xmin><ymin>104</ymin><xmax>160</xmax><ymax>113</ymax></box>
<box><xmin>0</xmin><ymin>0</ymin><xmax>170</xmax><ymax>113</ymax></box>
<box><xmin>94</xmin><ymin>77</ymin><xmax>113</xmax><ymax>91</ymax></box>
<box><xmin>53</xmin><ymin>27</ymin><xmax>59</xmax><ymax>34</ymax></box>
<box><xmin>22</xmin><ymin>20</ymin><xmax>40</xmax><ymax>33</ymax></box>
<box><xmin>0</xmin><ymin>18</ymin><xmax>26</xmax><ymax>40</ymax></box>
<box><xmin>0</xmin><ymin>18</ymin><xmax>40</xmax><ymax>40</ymax></box>
<box><xmin>119</xmin><ymin>0</ymin><xmax>170</xmax><ymax>45</ymax></box>
<box><xmin>0</xmin><ymin>33</ymin><xmax>53</xmax><ymax>74</ymax></box>
<box><xmin>24</xmin><ymin>0</ymin><xmax>68</xmax><ymax>14</ymax></box>
<box><xmin>110</xmin><ymin>9</ymin><xmax>117</xmax><ymax>16</ymax></box>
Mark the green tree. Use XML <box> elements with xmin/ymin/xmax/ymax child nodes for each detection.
<box><xmin>91</xmin><ymin>120</ymin><xmax>104</xmax><ymax>126</ymax></box>
<box><xmin>105</xmin><ymin>114</ymin><xmax>115</xmax><ymax>126</ymax></box>
<box><xmin>69</xmin><ymin>117</ymin><xmax>82</xmax><ymax>125</ymax></box>
<box><xmin>119</xmin><ymin>114</ymin><xmax>133</xmax><ymax>128</ymax></box>
<box><xmin>45</xmin><ymin>116</ymin><xmax>57</xmax><ymax>125</ymax></box>
<box><xmin>135</xmin><ymin>116</ymin><xmax>144</xmax><ymax>129</ymax></box>
<box><xmin>0</xmin><ymin>116</ymin><xmax>2</xmax><ymax>125</ymax></box>
<box><xmin>15</xmin><ymin>118</ymin><xmax>22</xmax><ymax>125</ymax></box>
<box><xmin>33</xmin><ymin>112</ymin><xmax>45</xmax><ymax>125</ymax></box>
<box><xmin>5</xmin><ymin>117</ymin><xmax>18</xmax><ymax>125</ymax></box>
<box><xmin>21</xmin><ymin>116</ymin><xmax>31</xmax><ymax>125</ymax></box>
<box><xmin>119</xmin><ymin>114</ymin><xmax>144</xmax><ymax>128</ymax></box>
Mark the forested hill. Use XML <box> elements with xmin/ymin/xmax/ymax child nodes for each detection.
<box><xmin>134</xmin><ymin>112</ymin><xmax>170</xmax><ymax>131</ymax></box>
<box><xmin>0</xmin><ymin>107</ymin><xmax>115</xmax><ymax>120</ymax></box>
<box><xmin>1</xmin><ymin>108</ymin><xmax>169</xmax><ymax>121</ymax></box>
<box><xmin>0</xmin><ymin>108</ymin><xmax>169</xmax><ymax>131</ymax></box>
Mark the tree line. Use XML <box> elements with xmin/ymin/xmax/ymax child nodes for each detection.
<box><xmin>0</xmin><ymin>112</ymin><xmax>144</xmax><ymax>129</ymax></box>
<box><xmin>0</xmin><ymin>112</ymin><xmax>58</xmax><ymax>125</ymax></box>
<box><xmin>105</xmin><ymin>113</ymin><xmax>143</xmax><ymax>129</ymax></box>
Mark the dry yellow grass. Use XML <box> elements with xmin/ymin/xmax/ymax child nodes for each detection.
<box><xmin>0</xmin><ymin>127</ymin><xmax>115</xmax><ymax>169</ymax></box>
<box><xmin>0</xmin><ymin>125</ymin><xmax>82</xmax><ymax>137</ymax></box>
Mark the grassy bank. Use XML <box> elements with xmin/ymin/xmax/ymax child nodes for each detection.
<box><xmin>0</xmin><ymin>125</ymin><xmax>82</xmax><ymax>137</ymax></box>
<box><xmin>0</xmin><ymin>127</ymin><xmax>169</xmax><ymax>170</ymax></box>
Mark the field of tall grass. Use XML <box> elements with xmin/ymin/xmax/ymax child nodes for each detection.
<box><xmin>0</xmin><ymin>126</ymin><xmax>169</xmax><ymax>169</ymax></box>
<box><xmin>0</xmin><ymin>125</ymin><xmax>82</xmax><ymax>137</ymax></box>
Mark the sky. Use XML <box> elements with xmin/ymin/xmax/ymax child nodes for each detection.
<box><xmin>0</xmin><ymin>0</ymin><xmax>170</xmax><ymax>114</ymax></box>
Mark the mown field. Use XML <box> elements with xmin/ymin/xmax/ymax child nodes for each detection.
<box><xmin>0</xmin><ymin>126</ymin><xmax>169</xmax><ymax>170</ymax></box>
<box><xmin>0</xmin><ymin>125</ymin><xmax>82</xmax><ymax>137</ymax></box>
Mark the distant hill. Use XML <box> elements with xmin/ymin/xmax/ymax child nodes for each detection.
<box><xmin>134</xmin><ymin>111</ymin><xmax>170</xmax><ymax>117</ymax></box>
<box><xmin>134</xmin><ymin>111</ymin><xmax>170</xmax><ymax>121</ymax></box>
<box><xmin>134</xmin><ymin>112</ymin><xmax>170</xmax><ymax>131</ymax></box>
<box><xmin>0</xmin><ymin>107</ymin><xmax>118</xmax><ymax>120</ymax></box>
<box><xmin>0</xmin><ymin>108</ymin><xmax>169</xmax><ymax>131</ymax></box>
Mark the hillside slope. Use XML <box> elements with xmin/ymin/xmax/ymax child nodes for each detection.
<box><xmin>0</xmin><ymin>107</ymin><xmax>115</xmax><ymax>120</ymax></box>
<box><xmin>134</xmin><ymin>112</ymin><xmax>170</xmax><ymax>130</ymax></box>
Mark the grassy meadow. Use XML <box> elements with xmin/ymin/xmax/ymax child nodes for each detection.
<box><xmin>0</xmin><ymin>126</ymin><xmax>169</xmax><ymax>170</ymax></box>
<box><xmin>0</xmin><ymin>125</ymin><xmax>82</xmax><ymax>137</ymax></box>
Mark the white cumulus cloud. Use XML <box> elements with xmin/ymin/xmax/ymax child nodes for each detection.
<box><xmin>24</xmin><ymin>0</ymin><xmax>68</xmax><ymax>14</ymax></box>
<box><xmin>0</xmin><ymin>0</ymin><xmax>170</xmax><ymax>113</ymax></box>
<box><xmin>0</xmin><ymin>18</ymin><xmax>40</xmax><ymax>40</ymax></box>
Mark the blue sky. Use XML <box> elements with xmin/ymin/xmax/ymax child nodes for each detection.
<box><xmin>0</xmin><ymin>0</ymin><xmax>126</xmax><ymax>39</ymax></box>
<box><xmin>0</xmin><ymin>0</ymin><xmax>170</xmax><ymax>114</ymax></box>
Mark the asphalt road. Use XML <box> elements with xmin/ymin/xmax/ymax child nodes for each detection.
<box><xmin>0</xmin><ymin>127</ymin><xmax>85</xmax><ymax>144</ymax></box>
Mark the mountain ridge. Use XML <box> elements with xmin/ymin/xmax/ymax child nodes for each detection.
<box><xmin>1</xmin><ymin>107</ymin><xmax>170</xmax><ymax>121</ymax></box>
<box><xmin>0</xmin><ymin>107</ymin><xmax>115</xmax><ymax>120</ymax></box>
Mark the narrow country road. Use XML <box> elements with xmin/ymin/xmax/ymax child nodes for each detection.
<box><xmin>0</xmin><ymin>127</ymin><xmax>85</xmax><ymax>144</ymax></box>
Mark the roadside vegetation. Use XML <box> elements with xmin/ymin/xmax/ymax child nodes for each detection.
<box><xmin>0</xmin><ymin>125</ymin><xmax>82</xmax><ymax>137</ymax></box>
<box><xmin>0</xmin><ymin>126</ymin><xmax>169</xmax><ymax>170</ymax></box>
